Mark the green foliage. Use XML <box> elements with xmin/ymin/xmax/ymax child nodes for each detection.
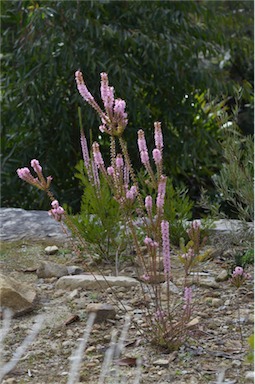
<box><xmin>247</xmin><ymin>334</ymin><xmax>254</xmax><ymax>364</ymax></box>
<box><xmin>213</xmin><ymin>132</ymin><xmax>254</xmax><ymax>221</ymax></box>
<box><xmin>1</xmin><ymin>0</ymin><xmax>253</xmax><ymax>211</ymax></box>
<box><xmin>164</xmin><ymin>179</ymin><xmax>193</xmax><ymax>246</ymax></box>
<box><xmin>234</xmin><ymin>249</ymin><xmax>254</xmax><ymax>269</ymax></box>
<box><xmin>69</xmin><ymin>160</ymin><xmax>129</xmax><ymax>262</ymax></box>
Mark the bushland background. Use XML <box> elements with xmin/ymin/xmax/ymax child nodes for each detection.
<box><xmin>1</xmin><ymin>0</ymin><xmax>254</xmax><ymax>216</ymax></box>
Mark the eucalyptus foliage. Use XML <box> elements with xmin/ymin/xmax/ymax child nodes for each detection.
<box><xmin>1</xmin><ymin>0</ymin><xmax>253</xmax><ymax>211</ymax></box>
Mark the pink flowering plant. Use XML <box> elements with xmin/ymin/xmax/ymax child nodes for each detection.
<box><xmin>230</xmin><ymin>266</ymin><xmax>251</xmax><ymax>347</ymax></box>
<box><xmin>17</xmin><ymin>71</ymin><xmax>195</xmax><ymax>351</ymax></box>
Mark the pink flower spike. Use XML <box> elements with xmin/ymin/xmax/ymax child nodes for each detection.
<box><xmin>152</xmin><ymin>148</ymin><xmax>162</xmax><ymax>165</ymax></box>
<box><xmin>100</xmin><ymin>72</ymin><xmax>114</xmax><ymax>112</ymax></box>
<box><xmin>107</xmin><ymin>166</ymin><xmax>114</xmax><ymax>176</ymax></box>
<box><xmin>17</xmin><ymin>167</ymin><xmax>40</xmax><ymax>187</ymax></box>
<box><xmin>80</xmin><ymin>130</ymin><xmax>91</xmax><ymax>172</ymax></box>
<box><xmin>161</xmin><ymin>220</ymin><xmax>171</xmax><ymax>276</ymax></box>
<box><xmin>75</xmin><ymin>71</ymin><xmax>94</xmax><ymax>102</ymax></box>
<box><xmin>92</xmin><ymin>142</ymin><xmax>104</xmax><ymax>168</ymax></box>
<box><xmin>17</xmin><ymin>167</ymin><xmax>33</xmax><ymax>181</ymax></box>
<box><xmin>158</xmin><ymin>175</ymin><xmax>167</xmax><ymax>196</ymax></box>
<box><xmin>116</xmin><ymin>154</ymin><xmax>124</xmax><ymax>168</ymax></box>
<box><xmin>145</xmin><ymin>195</ymin><xmax>153</xmax><ymax>214</ymax></box>
<box><xmin>51</xmin><ymin>200</ymin><xmax>59</xmax><ymax>209</ymax></box>
<box><xmin>137</xmin><ymin>130</ymin><xmax>148</xmax><ymax>152</ymax></box>
<box><xmin>154</xmin><ymin>121</ymin><xmax>163</xmax><ymax>150</ymax></box>
<box><xmin>141</xmin><ymin>150</ymin><xmax>149</xmax><ymax>165</ymax></box>
<box><xmin>114</xmin><ymin>99</ymin><xmax>126</xmax><ymax>117</ymax></box>
<box><xmin>100</xmin><ymin>72</ymin><xmax>109</xmax><ymax>103</ymax></box>
<box><xmin>31</xmin><ymin>159</ymin><xmax>42</xmax><ymax>174</ymax></box>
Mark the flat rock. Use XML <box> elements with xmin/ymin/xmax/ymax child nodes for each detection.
<box><xmin>55</xmin><ymin>275</ymin><xmax>139</xmax><ymax>291</ymax></box>
<box><xmin>0</xmin><ymin>273</ymin><xmax>37</xmax><ymax>316</ymax></box>
<box><xmin>36</xmin><ymin>261</ymin><xmax>68</xmax><ymax>278</ymax></box>
<box><xmin>86</xmin><ymin>303</ymin><xmax>116</xmax><ymax>323</ymax></box>
<box><xmin>0</xmin><ymin>208</ymin><xmax>70</xmax><ymax>241</ymax></box>
<box><xmin>196</xmin><ymin>278</ymin><xmax>219</xmax><ymax>289</ymax></box>
<box><xmin>153</xmin><ymin>359</ymin><xmax>170</xmax><ymax>367</ymax></box>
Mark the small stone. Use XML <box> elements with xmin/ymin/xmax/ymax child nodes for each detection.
<box><xmin>86</xmin><ymin>346</ymin><xmax>96</xmax><ymax>353</ymax></box>
<box><xmin>215</xmin><ymin>269</ymin><xmax>229</xmax><ymax>282</ymax></box>
<box><xmin>36</xmin><ymin>261</ymin><xmax>68</xmax><ymax>278</ymax></box>
<box><xmin>186</xmin><ymin>317</ymin><xmax>200</xmax><ymax>328</ymax></box>
<box><xmin>245</xmin><ymin>371</ymin><xmax>255</xmax><ymax>381</ymax></box>
<box><xmin>66</xmin><ymin>329</ymin><xmax>74</xmax><ymax>337</ymax></box>
<box><xmin>198</xmin><ymin>278</ymin><xmax>219</xmax><ymax>289</ymax></box>
<box><xmin>161</xmin><ymin>281</ymin><xmax>180</xmax><ymax>294</ymax></box>
<box><xmin>68</xmin><ymin>289</ymin><xmax>80</xmax><ymax>299</ymax></box>
<box><xmin>232</xmin><ymin>359</ymin><xmax>242</xmax><ymax>367</ymax></box>
<box><xmin>247</xmin><ymin>313</ymin><xmax>254</xmax><ymax>325</ymax></box>
<box><xmin>45</xmin><ymin>245</ymin><xmax>59</xmax><ymax>255</ymax></box>
<box><xmin>205</xmin><ymin>297</ymin><xmax>223</xmax><ymax>307</ymax></box>
<box><xmin>224</xmin><ymin>299</ymin><xmax>231</xmax><ymax>306</ymax></box>
<box><xmin>153</xmin><ymin>359</ymin><xmax>170</xmax><ymax>368</ymax></box>
<box><xmin>86</xmin><ymin>303</ymin><xmax>116</xmax><ymax>323</ymax></box>
<box><xmin>3</xmin><ymin>378</ymin><xmax>17</xmax><ymax>384</ymax></box>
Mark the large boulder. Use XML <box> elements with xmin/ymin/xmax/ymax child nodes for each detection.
<box><xmin>0</xmin><ymin>273</ymin><xmax>37</xmax><ymax>317</ymax></box>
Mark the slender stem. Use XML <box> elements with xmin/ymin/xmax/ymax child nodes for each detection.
<box><xmin>236</xmin><ymin>289</ymin><xmax>244</xmax><ymax>348</ymax></box>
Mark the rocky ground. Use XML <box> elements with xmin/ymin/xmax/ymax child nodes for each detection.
<box><xmin>0</xmin><ymin>211</ymin><xmax>254</xmax><ymax>384</ymax></box>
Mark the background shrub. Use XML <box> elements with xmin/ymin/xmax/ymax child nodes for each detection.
<box><xmin>1</xmin><ymin>0</ymin><xmax>253</xmax><ymax>213</ymax></box>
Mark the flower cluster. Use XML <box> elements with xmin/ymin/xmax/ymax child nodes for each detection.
<box><xmin>183</xmin><ymin>287</ymin><xmax>192</xmax><ymax>317</ymax></box>
<box><xmin>161</xmin><ymin>220</ymin><xmax>171</xmax><ymax>277</ymax></box>
<box><xmin>230</xmin><ymin>266</ymin><xmax>251</xmax><ymax>288</ymax></box>
<box><xmin>75</xmin><ymin>71</ymin><xmax>128</xmax><ymax>137</ymax></box>
<box><xmin>48</xmin><ymin>200</ymin><xmax>65</xmax><ymax>222</ymax></box>
<box><xmin>17</xmin><ymin>160</ymin><xmax>65</xmax><ymax>222</ymax></box>
<box><xmin>17</xmin><ymin>159</ymin><xmax>52</xmax><ymax>191</ymax></box>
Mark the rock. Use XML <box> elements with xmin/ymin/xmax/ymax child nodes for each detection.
<box><xmin>232</xmin><ymin>359</ymin><xmax>242</xmax><ymax>367</ymax></box>
<box><xmin>0</xmin><ymin>208</ymin><xmax>70</xmax><ymax>241</ymax></box>
<box><xmin>68</xmin><ymin>289</ymin><xmax>80</xmax><ymax>299</ymax></box>
<box><xmin>215</xmin><ymin>269</ymin><xmax>229</xmax><ymax>282</ymax></box>
<box><xmin>153</xmin><ymin>359</ymin><xmax>170</xmax><ymax>367</ymax></box>
<box><xmin>66</xmin><ymin>266</ymin><xmax>84</xmax><ymax>275</ymax></box>
<box><xmin>36</xmin><ymin>261</ymin><xmax>68</xmax><ymax>278</ymax></box>
<box><xmin>197</xmin><ymin>278</ymin><xmax>219</xmax><ymax>289</ymax></box>
<box><xmin>2</xmin><ymin>379</ymin><xmax>18</xmax><ymax>384</ymax></box>
<box><xmin>45</xmin><ymin>245</ymin><xmax>59</xmax><ymax>255</ymax></box>
<box><xmin>161</xmin><ymin>281</ymin><xmax>180</xmax><ymax>294</ymax></box>
<box><xmin>55</xmin><ymin>275</ymin><xmax>139</xmax><ymax>291</ymax></box>
<box><xmin>186</xmin><ymin>317</ymin><xmax>200</xmax><ymax>328</ymax></box>
<box><xmin>86</xmin><ymin>303</ymin><xmax>116</xmax><ymax>323</ymax></box>
<box><xmin>0</xmin><ymin>273</ymin><xmax>37</xmax><ymax>316</ymax></box>
<box><xmin>245</xmin><ymin>371</ymin><xmax>255</xmax><ymax>381</ymax></box>
<box><xmin>205</xmin><ymin>297</ymin><xmax>223</xmax><ymax>307</ymax></box>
